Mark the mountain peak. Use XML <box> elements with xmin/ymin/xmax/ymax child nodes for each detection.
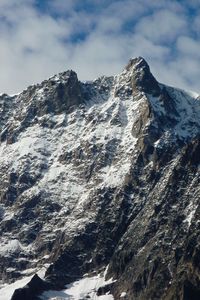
<box><xmin>123</xmin><ymin>57</ymin><xmax>160</xmax><ymax>96</ymax></box>
<box><xmin>125</xmin><ymin>56</ymin><xmax>149</xmax><ymax>72</ymax></box>
<box><xmin>1</xmin><ymin>58</ymin><xmax>200</xmax><ymax>300</ymax></box>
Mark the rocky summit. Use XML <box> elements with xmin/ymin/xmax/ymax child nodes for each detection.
<box><xmin>0</xmin><ymin>57</ymin><xmax>199</xmax><ymax>300</ymax></box>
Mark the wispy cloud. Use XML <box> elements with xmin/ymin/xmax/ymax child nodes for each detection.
<box><xmin>0</xmin><ymin>0</ymin><xmax>200</xmax><ymax>94</ymax></box>
<box><xmin>135</xmin><ymin>10</ymin><xmax>187</xmax><ymax>43</ymax></box>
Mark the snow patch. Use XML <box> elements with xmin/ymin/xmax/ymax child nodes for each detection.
<box><xmin>120</xmin><ymin>292</ymin><xmax>127</xmax><ymax>298</ymax></box>
<box><xmin>0</xmin><ymin>240</ymin><xmax>22</xmax><ymax>256</ymax></box>
<box><xmin>0</xmin><ymin>269</ymin><xmax>46</xmax><ymax>300</ymax></box>
<box><xmin>40</xmin><ymin>269</ymin><xmax>115</xmax><ymax>300</ymax></box>
<box><xmin>184</xmin><ymin>203</ymin><xmax>198</xmax><ymax>228</ymax></box>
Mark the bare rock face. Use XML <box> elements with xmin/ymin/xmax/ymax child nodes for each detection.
<box><xmin>0</xmin><ymin>70</ymin><xmax>83</xmax><ymax>144</ymax></box>
<box><xmin>0</xmin><ymin>57</ymin><xmax>199</xmax><ymax>300</ymax></box>
<box><xmin>126</xmin><ymin>57</ymin><xmax>160</xmax><ymax>96</ymax></box>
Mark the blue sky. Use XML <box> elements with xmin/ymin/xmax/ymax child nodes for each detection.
<box><xmin>0</xmin><ymin>0</ymin><xmax>200</xmax><ymax>94</ymax></box>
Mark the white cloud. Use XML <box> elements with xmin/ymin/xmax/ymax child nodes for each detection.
<box><xmin>0</xmin><ymin>1</ymin><xmax>72</xmax><ymax>93</ymax></box>
<box><xmin>135</xmin><ymin>9</ymin><xmax>187</xmax><ymax>43</ymax></box>
<box><xmin>150</xmin><ymin>58</ymin><xmax>200</xmax><ymax>92</ymax></box>
<box><xmin>176</xmin><ymin>36</ymin><xmax>200</xmax><ymax>58</ymax></box>
<box><xmin>193</xmin><ymin>16</ymin><xmax>200</xmax><ymax>35</ymax></box>
<box><xmin>0</xmin><ymin>0</ymin><xmax>199</xmax><ymax>94</ymax></box>
<box><xmin>47</xmin><ymin>0</ymin><xmax>79</xmax><ymax>12</ymax></box>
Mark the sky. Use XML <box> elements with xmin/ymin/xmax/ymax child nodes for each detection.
<box><xmin>0</xmin><ymin>0</ymin><xmax>200</xmax><ymax>94</ymax></box>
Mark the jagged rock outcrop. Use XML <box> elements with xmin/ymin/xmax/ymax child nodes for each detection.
<box><xmin>11</xmin><ymin>274</ymin><xmax>54</xmax><ymax>300</ymax></box>
<box><xmin>0</xmin><ymin>57</ymin><xmax>199</xmax><ymax>300</ymax></box>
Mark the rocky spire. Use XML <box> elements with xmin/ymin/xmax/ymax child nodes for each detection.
<box><xmin>35</xmin><ymin>69</ymin><xmax>83</xmax><ymax>115</ymax></box>
<box><xmin>125</xmin><ymin>57</ymin><xmax>161</xmax><ymax>95</ymax></box>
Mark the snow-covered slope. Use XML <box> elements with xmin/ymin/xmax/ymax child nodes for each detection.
<box><xmin>0</xmin><ymin>57</ymin><xmax>200</xmax><ymax>300</ymax></box>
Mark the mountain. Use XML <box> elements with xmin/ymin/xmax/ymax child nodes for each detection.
<box><xmin>0</xmin><ymin>57</ymin><xmax>199</xmax><ymax>300</ymax></box>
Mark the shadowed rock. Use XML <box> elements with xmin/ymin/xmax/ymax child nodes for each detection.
<box><xmin>126</xmin><ymin>57</ymin><xmax>160</xmax><ymax>95</ymax></box>
<box><xmin>11</xmin><ymin>274</ymin><xmax>53</xmax><ymax>300</ymax></box>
